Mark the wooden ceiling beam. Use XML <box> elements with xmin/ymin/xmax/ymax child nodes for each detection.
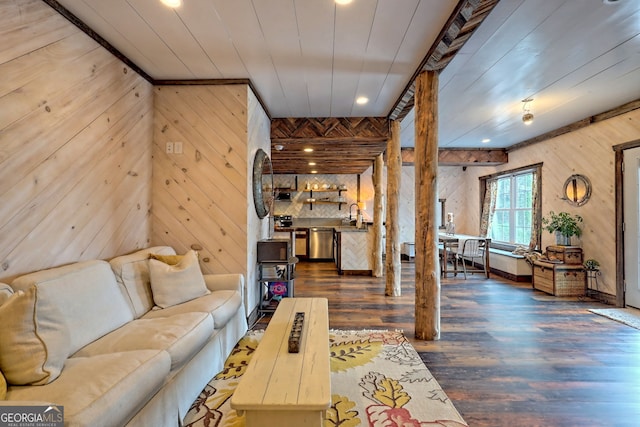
<box><xmin>401</xmin><ymin>147</ymin><xmax>508</xmax><ymax>166</ymax></box>
<box><xmin>271</xmin><ymin>117</ymin><xmax>390</xmax><ymax>175</ymax></box>
<box><xmin>389</xmin><ymin>0</ymin><xmax>500</xmax><ymax>122</ymax></box>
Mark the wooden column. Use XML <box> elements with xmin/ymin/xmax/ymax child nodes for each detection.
<box><xmin>414</xmin><ymin>70</ymin><xmax>440</xmax><ymax>340</ymax></box>
<box><xmin>385</xmin><ymin>120</ymin><xmax>402</xmax><ymax>296</ymax></box>
<box><xmin>372</xmin><ymin>153</ymin><xmax>384</xmax><ymax>277</ymax></box>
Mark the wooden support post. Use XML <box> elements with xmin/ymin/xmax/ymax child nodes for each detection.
<box><xmin>385</xmin><ymin>120</ymin><xmax>402</xmax><ymax>296</ymax></box>
<box><xmin>372</xmin><ymin>153</ymin><xmax>384</xmax><ymax>277</ymax></box>
<box><xmin>414</xmin><ymin>70</ymin><xmax>440</xmax><ymax>340</ymax></box>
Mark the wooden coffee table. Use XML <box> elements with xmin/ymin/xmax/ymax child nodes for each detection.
<box><xmin>231</xmin><ymin>297</ymin><xmax>330</xmax><ymax>427</ymax></box>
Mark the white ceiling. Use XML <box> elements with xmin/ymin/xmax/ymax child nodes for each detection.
<box><xmin>53</xmin><ymin>0</ymin><xmax>640</xmax><ymax>150</ymax></box>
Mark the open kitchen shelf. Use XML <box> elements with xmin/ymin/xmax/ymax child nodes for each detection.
<box><xmin>304</xmin><ymin>188</ymin><xmax>347</xmax><ymax>210</ymax></box>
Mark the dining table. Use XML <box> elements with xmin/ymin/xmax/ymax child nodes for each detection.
<box><xmin>438</xmin><ymin>233</ymin><xmax>491</xmax><ymax>278</ymax></box>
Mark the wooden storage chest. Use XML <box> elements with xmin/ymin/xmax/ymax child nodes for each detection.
<box><xmin>532</xmin><ymin>260</ymin><xmax>585</xmax><ymax>296</ymax></box>
<box><xmin>546</xmin><ymin>245</ymin><xmax>583</xmax><ymax>265</ymax></box>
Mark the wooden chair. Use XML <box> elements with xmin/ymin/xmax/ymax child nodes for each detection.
<box><xmin>456</xmin><ymin>239</ymin><xmax>486</xmax><ymax>279</ymax></box>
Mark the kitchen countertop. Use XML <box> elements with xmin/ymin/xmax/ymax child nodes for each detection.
<box><xmin>274</xmin><ymin>225</ymin><xmax>369</xmax><ymax>233</ymax></box>
<box><xmin>333</xmin><ymin>226</ymin><xmax>369</xmax><ymax>232</ymax></box>
<box><xmin>274</xmin><ymin>218</ymin><xmax>371</xmax><ymax>233</ymax></box>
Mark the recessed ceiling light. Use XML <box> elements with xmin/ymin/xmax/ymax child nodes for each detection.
<box><xmin>160</xmin><ymin>0</ymin><xmax>181</xmax><ymax>8</ymax></box>
<box><xmin>335</xmin><ymin>0</ymin><xmax>353</xmax><ymax>5</ymax></box>
<box><xmin>482</xmin><ymin>138</ymin><xmax>491</xmax><ymax>143</ymax></box>
<box><xmin>308</xmin><ymin>162</ymin><xmax>316</xmax><ymax>166</ymax></box>
<box><xmin>356</xmin><ymin>96</ymin><xmax>369</xmax><ymax>105</ymax></box>
<box><xmin>311</xmin><ymin>170</ymin><xmax>318</xmax><ymax>174</ymax></box>
<box><xmin>303</xmin><ymin>148</ymin><xmax>314</xmax><ymax>152</ymax></box>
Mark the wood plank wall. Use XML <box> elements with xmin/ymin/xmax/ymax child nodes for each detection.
<box><xmin>0</xmin><ymin>0</ymin><xmax>154</xmax><ymax>282</ymax></box>
<box><xmin>421</xmin><ymin>109</ymin><xmax>640</xmax><ymax>297</ymax></box>
<box><xmin>152</xmin><ymin>84</ymin><xmax>271</xmax><ymax>313</ymax></box>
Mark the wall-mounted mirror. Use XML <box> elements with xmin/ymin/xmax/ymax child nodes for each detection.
<box><xmin>252</xmin><ymin>149</ymin><xmax>274</xmax><ymax>219</ymax></box>
<box><xmin>563</xmin><ymin>174</ymin><xmax>591</xmax><ymax>207</ymax></box>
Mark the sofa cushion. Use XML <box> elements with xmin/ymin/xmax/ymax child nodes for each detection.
<box><xmin>0</xmin><ymin>287</ymin><xmax>70</xmax><ymax>385</ymax></box>
<box><xmin>11</xmin><ymin>260</ymin><xmax>134</xmax><ymax>355</ymax></box>
<box><xmin>7</xmin><ymin>350</ymin><xmax>171</xmax><ymax>427</ymax></box>
<box><xmin>0</xmin><ymin>283</ymin><xmax>12</xmax><ymax>306</ymax></box>
<box><xmin>109</xmin><ymin>246</ymin><xmax>176</xmax><ymax>318</ymax></box>
<box><xmin>73</xmin><ymin>312</ymin><xmax>214</xmax><ymax>371</ymax></box>
<box><xmin>143</xmin><ymin>290</ymin><xmax>242</xmax><ymax>330</ymax></box>
<box><xmin>149</xmin><ymin>250</ymin><xmax>210</xmax><ymax>308</ymax></box>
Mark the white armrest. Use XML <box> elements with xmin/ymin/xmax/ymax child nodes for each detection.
<box><xmin>203</xmin><ymin>273</ymin><xmax>244</xmax><ymax>295</ymax></box>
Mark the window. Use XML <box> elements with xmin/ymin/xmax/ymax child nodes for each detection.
<box><xmin>480</xmin><ymin>164</ymin><xmax>541</xmax><ymax>250</ymax></box>
<box><xmin>490</xmin><ymin>172</ymin><xmax>533</xmax><ymax>245</ymax></box>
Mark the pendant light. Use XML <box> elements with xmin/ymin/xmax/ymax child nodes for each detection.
<box><xmin>522</xmin><ymin>98</ymin><xmax>534</xmax><ymax>125</ymax></box>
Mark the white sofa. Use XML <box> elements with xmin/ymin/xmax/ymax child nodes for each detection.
<box><xmin>0</xmin><ymin>246</ymin><xmax>248</xmax><ymax>426</ymax></box>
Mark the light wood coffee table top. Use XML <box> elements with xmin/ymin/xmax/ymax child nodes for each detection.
<box><xmin>231</xmin><ymin>297</ymin><xmax>330</xmax><ymax>426</ymax></box>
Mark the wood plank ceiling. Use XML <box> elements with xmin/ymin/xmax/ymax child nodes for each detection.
<box><xmin>47</xmin><ymin>0</ymin><xmax>498</xmax><ymax>174</ymax></box>
<box><xmin>269</xmin><ymin>0</ymin><xmax>501</xmax><ymax>174</ymax></box>
<box><xmin>47</xmin><ymin>0</ymin><xmax>640</xmax><ymax>174</ymax></box>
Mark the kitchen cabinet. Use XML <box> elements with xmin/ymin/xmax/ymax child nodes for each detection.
<box><xmin>295</xmin><ymin>229</ymin><xmax>308</xmax><ymax>258</ymax></box>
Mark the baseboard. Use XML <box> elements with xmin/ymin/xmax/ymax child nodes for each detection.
<box><xmin>490</xmin><ymin>267</ymin><xmax>532</xmax><ymax>282</ymax></box>
<box><xmin>586</xmin><ymin>289</ymin><xmax>617</xmax><ymax>305</ymax></box>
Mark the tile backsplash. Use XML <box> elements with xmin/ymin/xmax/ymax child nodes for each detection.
<box><xmin>273</xmin><ymin>173</ymin><xmax>374</xmax><ymax>220</ymax></box>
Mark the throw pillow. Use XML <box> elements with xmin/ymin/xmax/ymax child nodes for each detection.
<box><xmin>149</xmin><ymin>250</ymin><xmax>210</xmax><ymax>308</ymax></box>
<box><xmin>0</xmin><ymin>287</ymin><xmax>70</xmax><ymax>385</ymax></box>
<box><xmin>0</xmin><ymin>370</ymin><xmax>6</xmax><ymax>399</ymax></box>
<box><xmin>149</xmin><ymin>253</ymin><xmax>184</xmax><ymax>266</ymax></box>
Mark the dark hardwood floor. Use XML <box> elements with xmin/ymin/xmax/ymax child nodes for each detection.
<box><xmin>255</xmin><ymin>260</ymin><xmax>640</xmax><ymax>427</ymax></box>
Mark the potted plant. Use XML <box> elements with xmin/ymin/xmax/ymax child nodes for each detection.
<box><xmin>584</xmin><ymin>259</ymin><xmax>600</xmax><ymax>271</ymax></box>
<box><xmin>541</xmin><ymin>211</ymin><xmax>583</xmax><ymax>245</ymax></box>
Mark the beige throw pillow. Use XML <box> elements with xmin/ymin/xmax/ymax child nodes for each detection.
<box><xmin>149</xmin><ymin>250</ymin><xmax>210</xmax><ymax>308</ymax></box>
<box><xmin>149</xmin><ymin>253</ymin><xmax>184</xmax><ymax>266</ymax></box>
<box><xmin>0</xmin><ymin>370</ymin><xmax>6</xmax><ymax>399</ymax></box>
<box><xmin>0</xmin><ymin>287</ymin><xmax>70</xmax><ymax>385</ymax></box>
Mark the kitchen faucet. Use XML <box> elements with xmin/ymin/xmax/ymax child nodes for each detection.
<box><xmin>349</xmin><ymin>203</ymin><xmax>359</xmax><ymax>220</ymax></box>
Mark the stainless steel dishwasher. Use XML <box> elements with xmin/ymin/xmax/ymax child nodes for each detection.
<box><xmin>308</xmin><ymin>228</ymin><xmax>334</xmax><ymax>259</ymax></box>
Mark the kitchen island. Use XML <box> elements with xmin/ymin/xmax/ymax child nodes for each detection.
<box><xmin>334</xmin><ymin>226</ymin><xmax>372</xmax><ymax>275</ymax></box>
<box><xmin>274</xmin><ymin>218</ymin><xmax>373</xmax><ymax>275</ymax></box>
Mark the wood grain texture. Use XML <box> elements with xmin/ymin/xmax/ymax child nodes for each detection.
<box><xmin>233</xmin><ymin>297</ymin><xmax>330</xmax><ymax>427</ymax></box>
<box><xmin>385</xmin><ymin>120</ymin><xmax>402</xmax><ymax>296</ymax></box>
<box><xmin>414</xmin><ymin>71</ymin><xmax>440</xmax><ymax>340</ymax></box>
<box><xmin>372</xmin><ymin>154</ymin><xmax>384</xmax><ymax>277</ymax></box>
<box><xmin>389</xmin><ymin>0</ymin><xmax>500</xmax><ymax>121</ymax></box>
<box><xmin>152</xmin><ymin>85</ymin><xmax>249</xmax><ymax>276</ymax></box>
<box><xmin>152</xmin><ymin>84</ymin><xmax>270</xmax><ymax>314</ymax></box>
<box><xmin>401</xmin><ymin>147</ymin><xmax>508</xmax><ymax>166</ymax></box>
<box><xmin>0</xmin><ymin>0</ymin><xmax>153</xmax><ymax>281</ymax></box>
<box><xmin>255</xmin><ymin>261</ymin><xmax>640</xmax><ymax>427</ymax></box>
<box><xmin>270</xmin><ymin>117</ymin><xmax>389</xmax><ymax>175</ymax></box>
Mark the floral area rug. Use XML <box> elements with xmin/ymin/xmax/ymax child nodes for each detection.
<box><xmin>183</xmin><ymin>329</ymin><xmax>467</xmax><ymax>427</ymax></box>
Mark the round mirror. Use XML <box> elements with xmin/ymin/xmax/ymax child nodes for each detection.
<box><xmin>252</xmin><ymin>149</ymin><xmax>274</xmax><ymax>219</ymax></box>
<box><xmin>563</xmin><ymin>174</ymin><xmax>591</xmax><ymax>207</ymax></box>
